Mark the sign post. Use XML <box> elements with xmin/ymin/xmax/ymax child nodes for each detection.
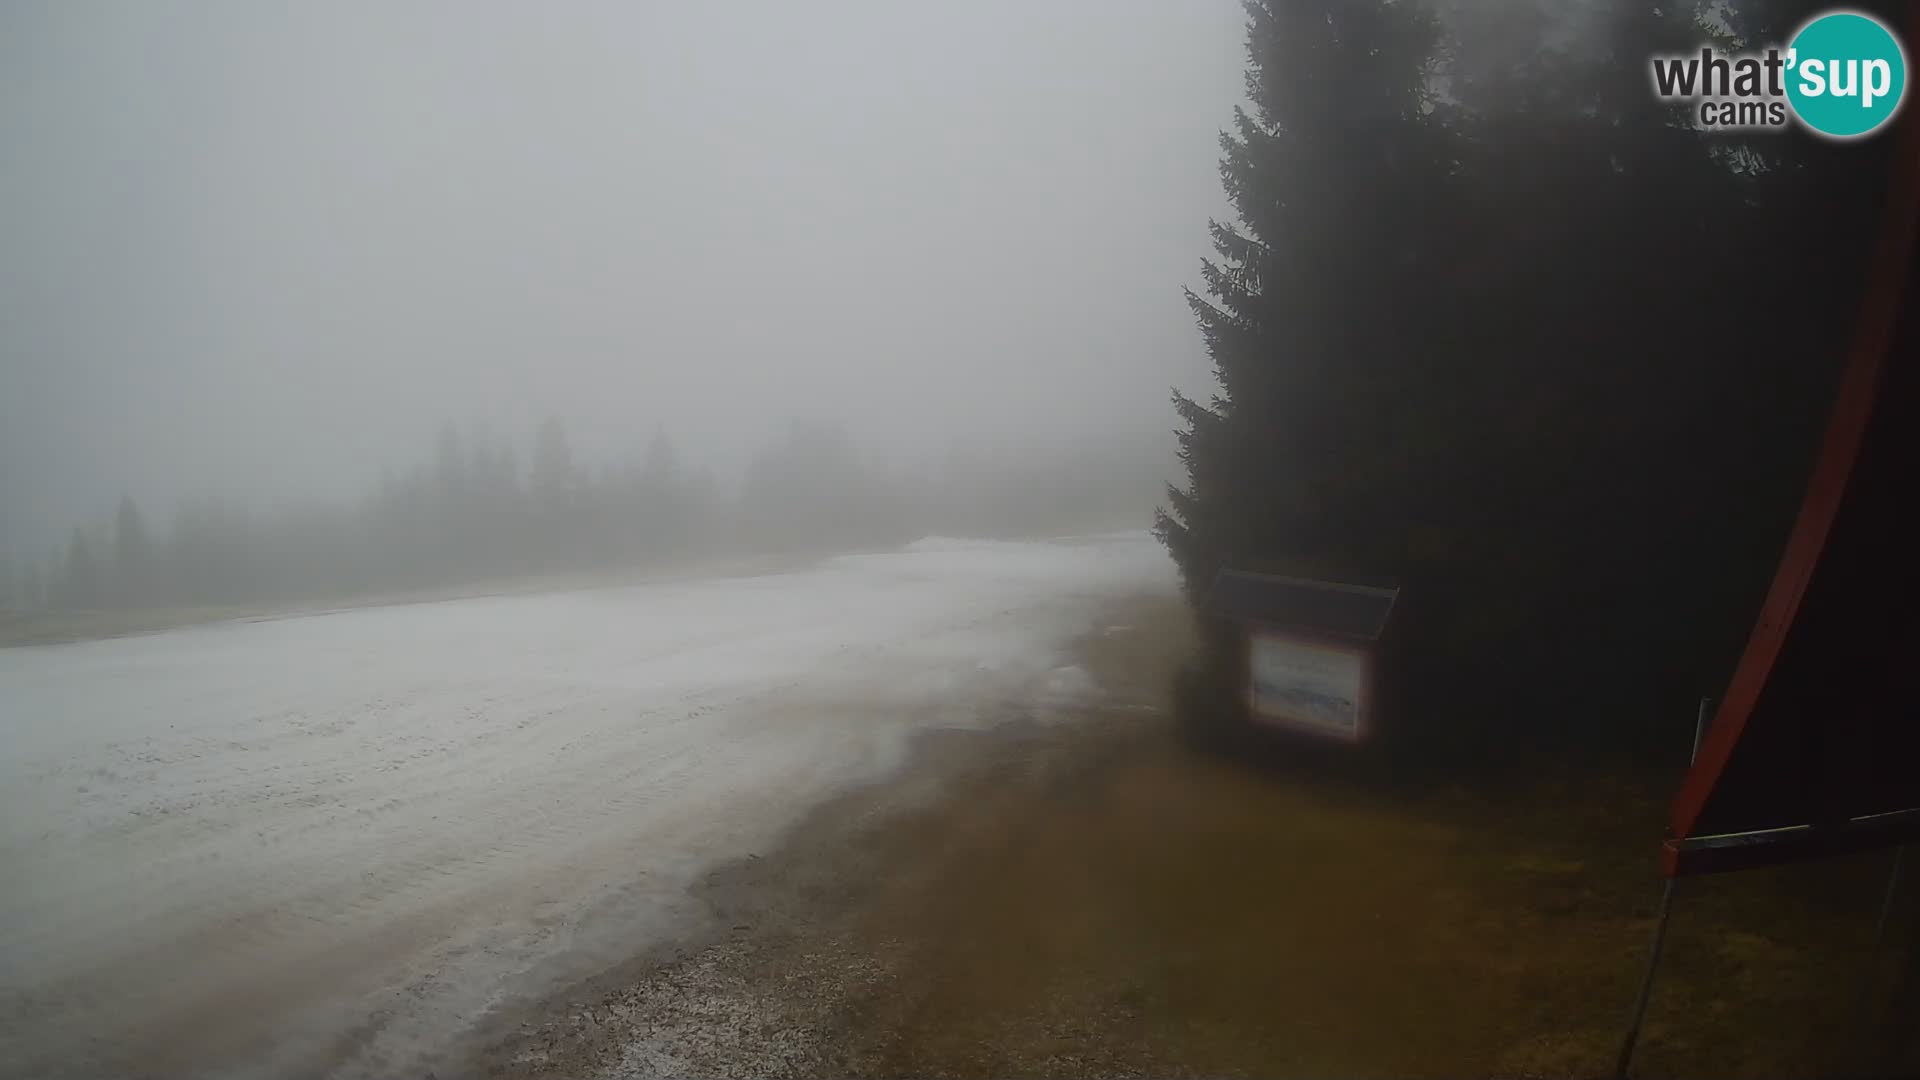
<box><xmin>1203</xmin><ymin>571</ymin><xmax>1398</xmax><ymax>745</ymax></box>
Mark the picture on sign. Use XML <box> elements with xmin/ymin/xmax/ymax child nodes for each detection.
<box><xmin>1248</xmin><ymin>633</ymin><xmax>1365</xmax><ymax>740</ymax></box>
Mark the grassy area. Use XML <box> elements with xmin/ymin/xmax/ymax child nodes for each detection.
<box><xmin>821</xmin><ymin>599</ymin><xmax>1919</xmax><ymax>1078</ymax></box>
<box><xmin>0</xmin><ymin>605</ymin><xmax>265</xmax><ymax>647</ymax></box>
<box><xmin>0</xmin><ymin>554</ymin><xmax>816</xmax><ymax>648</ymax></box>
<box><xmin>841</xmin><ymin>740</ymin><xmax>1910</xmax><ymax>1077</ymax></box>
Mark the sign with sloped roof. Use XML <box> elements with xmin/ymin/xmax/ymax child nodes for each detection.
<box><xmin>1204</xmin><ymin>572</ymin><xmax>1398</xmax><ymax>643</ymax></box>
<box><xmin>1205</xmin><ymin>572</ymin><xmax>1398</xmax><ymax>742</ymax></box>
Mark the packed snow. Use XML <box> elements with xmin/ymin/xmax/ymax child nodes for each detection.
<box><xmin>0</xmin><ymin>532</ymin><xmax>1171</xmax><ymax>1079</ymax></box>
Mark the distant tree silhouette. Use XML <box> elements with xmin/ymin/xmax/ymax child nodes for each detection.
<box><xmin>60</xmin><ymin>527</ymin><xmax>102</xmax><ymax>609</ymax></box>
<box><xmin>111</xmin><ymin>495</ymin><xmax>152</xmax><ymax>606</ymax></box>
<box><xmin>32</xmin><ymin>410</ymin><xmax>1159</xmax><ymax>616</ymax></box>
<box><xmin>642</xmin><ymin>426</ymin><xmax>677</xmax><ymax>481</ymax></box>
<box><xmin>531</xmin><ymin>417</ymin><xmax>578</xmax><ymax>501</ymax></box>
<box><xmin>741</xmin><ymin>420</ymin><xmax>910</xmax><ymax>554</ymax></box>
<box><xmin>23</xmin><ymin>561</ymin><xmax>48</xmax><ymax>611</ymax></box>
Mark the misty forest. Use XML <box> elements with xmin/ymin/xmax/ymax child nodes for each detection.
<box><xmin>5</xmin><ymin>419</ymin><xmax>1161</xmax><ymax>613</ymax></box>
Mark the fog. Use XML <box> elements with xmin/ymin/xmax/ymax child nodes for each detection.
<box><xmin>0</xmin><ymin>1</ymin><xmax>1245</xmax><ymax>572</ymax></box>
<box><xmin>4</xmin><ymin>0</ymin><xmax>1908</xmax><ymax>1074</ymax></box>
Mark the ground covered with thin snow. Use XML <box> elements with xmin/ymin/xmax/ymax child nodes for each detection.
<box><xmin>0</xmin><ymin>533</ymin><xmax>1171</xmax><ymax>1080</ymax></box>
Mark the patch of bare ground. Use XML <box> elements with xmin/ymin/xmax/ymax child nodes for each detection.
<box><xmin>463</xmin><ymin>593</ymin><xmax>1920</xmax><ymax>1079</ymax></box>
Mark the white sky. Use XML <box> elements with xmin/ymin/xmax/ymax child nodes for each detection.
<box><xmin>1</xmin><ymin>1</ymin><xmax>1246</xmax><ymax>556</ymax></box>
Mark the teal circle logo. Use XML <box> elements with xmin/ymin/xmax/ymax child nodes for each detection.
<box><xmin>1786</xmin><ymin>11</ymin><xmax>1907</xmax><ymax>139</ymax></box>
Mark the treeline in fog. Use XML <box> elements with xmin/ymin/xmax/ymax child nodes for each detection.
<box><xmin>1161</xmin><ymin>0</ymin><xmax>1897</xmax><ymax>759</ymax></box>
<box><xmin>5</xmin><ymin>418</ymin><xmax>1166</xmax><ymax>613</ymax></box>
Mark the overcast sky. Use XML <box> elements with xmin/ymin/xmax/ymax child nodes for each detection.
<box><xmin>1</xmin><ymin>0</ymin><xmax>1245</xmax><ymax>558</ymax></box>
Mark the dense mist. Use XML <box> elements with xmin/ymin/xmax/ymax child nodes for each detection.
<box><xmin>1</xmin><ymin>1</ymin><xmax>1246</xmax><ymax>591</ymax></box>
<box><xmin>2</xmin><ymin>1</ymin><xmax>1912</xmax><ymax>1076</ymax></box>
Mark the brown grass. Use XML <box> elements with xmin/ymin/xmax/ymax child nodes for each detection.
<box><xmin>806</xmin><ymin>596</ymin><xmax>1918</xmax><ymax>1078</ymax></box>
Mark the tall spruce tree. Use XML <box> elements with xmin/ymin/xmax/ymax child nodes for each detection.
<box><xmin>112</xmin><ymin>495</ymin><xmax>151</xmax><ymax>607</ymax></box>
<box><xmin>1428</xmin><ymin>0</ymin><xmax>1896</xmax><ymax>742</ymax></box>
<box><xmin>60</xmin><ymin>527</ymin><xmax>100</xmax><ymax>609</ymax></box>
<box><xmin>1157</xmin><ymin>0</ymin><xmax>1459</xmax><ymax>592</ymax></box>
<box><xmin>1156</xmin><ymin>0</ymin><xmax>1462</xmax><ymax>739</ymax></box>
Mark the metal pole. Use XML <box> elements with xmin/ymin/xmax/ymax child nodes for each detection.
<box><xmin>1873</xmin><ymin>846</ymin><xmax>1906</xmax><ymax>951</ymax></box>
<box><xmin>1851</xmin><ymin>845</ymin><xmax>1910</xmax><ymax>1075</ymax></box>
<box><xmin>1614</xmin><ymin>697</ymin><xmax>1711</xmax><ymax>1080</ymax></box>
<box><xmin>1687</xmin><ymin>697</ymin><xmax>1710</xmax><ymax>761</ymax></box>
